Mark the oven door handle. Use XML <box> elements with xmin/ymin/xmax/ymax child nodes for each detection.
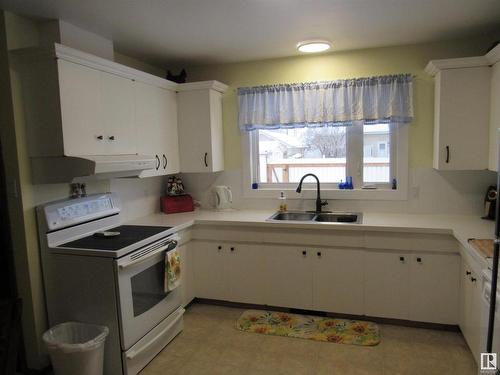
<box><xmin>118</xmin><ymin>240</ymin><xmax>177</xmax><ymax>270</ymax></box>
<box><xmin>126</xmin><ymin>308</ymin><xmax>185</xmax><ymax>360</ymax></box>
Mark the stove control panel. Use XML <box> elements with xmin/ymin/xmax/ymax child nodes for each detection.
<box><xmin>40</xmin><ymin>193</ymin><xmax>120</xmax><ymax>231</ymax></box>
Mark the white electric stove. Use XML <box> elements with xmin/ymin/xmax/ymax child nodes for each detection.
<box><xmin>37</xmin><ymin>193</ymin><xmax>184</xmax><ymax>375</ymax></box>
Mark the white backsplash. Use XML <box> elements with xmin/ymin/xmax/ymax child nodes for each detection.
<box><xmin>109</xmin><ymin>176</ymin><xmax>165</xmax><ymax>222</ymax></box>
<box><xmin>181</xmin><ymin>167</ymin><xmax>497</xmax><ymax>215</ymax></box>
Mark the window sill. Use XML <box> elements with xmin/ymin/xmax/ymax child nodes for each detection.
<box><xmin>243</xmin><ymin>187</ymin><xmax>408</xmax><ymax>201</ymax></box>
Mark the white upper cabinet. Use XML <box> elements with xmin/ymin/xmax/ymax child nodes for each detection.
<box><xmin>428</xmin><ymin>65</ymin><xmax>491</xmax><ymax>170</ymax></box>
<box><xmin>61</xmin><ymin>62</ymin><xmax>137</xmax><ymax>156</ymax></box>
<box><xmin>14</xmin><ymin>43</ymin><xmax>179</xmax><ymax>161</ymax></box>
<box><xmin>57</xmin><ymin>59</ymin><xmax>105</xmax><ymax>156</ymax></box>
<box><xmin>427</xmin><ymin>45</ymin><xmax>500</xmax><ymax>171</ymax></box>
<box><xmin>100</xmin><ymin>71</ymin><xmax>136</xmax><ymax>155</ymax></box>
<box><xmin>135</xmin><ymin>81</ymin><xmax>180</xmax><ymax>177</ymax></box>
<box><xmin>177</xmin><ymin>81</ymin><xmax>228</xmax><ymax>173</ymax></box>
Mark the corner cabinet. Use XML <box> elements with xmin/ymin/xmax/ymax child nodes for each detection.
<box><xmin>177</xmin><ymin>81</ymin><xmax>228</xmax><ymax>173</ymax></box>
<box><xmin>426</xmin><ymin>61</ymin><xmax>491</xmax><ymax>170</ymax></box>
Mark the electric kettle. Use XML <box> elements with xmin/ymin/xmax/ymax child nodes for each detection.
<box><xmin>214</xmin><ymin>186</ymin><xmax>233</xmax><ymax>210</ymax></box>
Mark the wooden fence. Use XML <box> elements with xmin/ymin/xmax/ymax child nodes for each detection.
<box><xmin>265</xmin><ymin>161</ymin><xmax>390</xmax><ymax>183</ymax></box>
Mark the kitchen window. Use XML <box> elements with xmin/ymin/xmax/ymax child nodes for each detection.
<box><xmin>247</xmin><ymin>122</ymin><xmax>402</xmax><ymax>190</ymax></box>
<box><xmin>239</xmin><ymin>75</ymin><xmax>413</xmax><ymax>200</ymax></box>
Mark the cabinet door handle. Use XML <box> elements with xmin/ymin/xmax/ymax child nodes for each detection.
<box><xmin>302</xmin><ymin>250</ymin><xmax>307</xmax><ymax>256</ymax></box>
<box><xmin>204</xmin><ymin>152</ymin><xmax>208</xmax><ymax>167</ymax></box>
<box><xmin>416</xmin><ymin>257</ymin><xmax>422</xmax><ymax>263</ymax></box>
<box><xmin>108</xmin><ymin>135</ymin><xmax>115</xmax><ymax>141</ymax></box>
<box><xmin>466</xmin><ymin>271</ymin><xmax>471</xmax><ymax>276</ymax></box>
<box><xmin>399</xmin><ymin>256</ymin><xmax>405</xmax><ymax>262</ymax></box>
<box><xmin>97</xmin><ymin>135</ymin><xmax>103</xmax><ymax>140</ymax></box>
<box><xmin>155</xmin><ymin>155</ymin><xmax>160</xmax><ymax>170</ymax></box>
<box><xmin>317</xmin><ymin>251</ymin><xmax>322</xmax><ymax>257</ymax></box>
<box><xmin>445</xmin><ymin>145</ymin><xmax>450</xmax><ymax>164</ymax></box>
<box><xmin>230</xmin><ymin>247</ymin><xmax>235</xmax><ymax>252</ymax></box>
<box><xmin>217</xmin><ymin>245</ymin><xmax>222</xmax><ymax>251</ymax></box>
<box><xmin>471</xmin><ymin>277</ymin><xmax>477</xmax><ymax>283</ymax></box>
<box><xmin>163</xmin><ymin>154</ymin><xmax>167</xmax><ymax>169</ymax></box>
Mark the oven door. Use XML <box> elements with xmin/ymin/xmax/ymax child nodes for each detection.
<box><xmin>116</xmin><ymin>235</ymin><xmax>181</xmax><ymax>350</ymax></box>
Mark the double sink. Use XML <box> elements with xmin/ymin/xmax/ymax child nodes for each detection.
<box><xmin>267</xmin><ymin>211</ymin><xmax>363</xmax><ymax>224</ymax></box>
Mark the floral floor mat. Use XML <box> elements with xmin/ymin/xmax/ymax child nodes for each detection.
<box><xmin>236</xmin><ymin>309</ymin><xmax>380</xmax><ymax>346</ymax></box>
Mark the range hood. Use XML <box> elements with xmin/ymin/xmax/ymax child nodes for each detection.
<box><xmin>31</xmin><ymin>154</ymin><xmax>157</xmax><ymax>184</ymax></box>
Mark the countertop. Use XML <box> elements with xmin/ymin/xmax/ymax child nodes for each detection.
<box><xmin>129</xmin><ymin>209</ymin><xmax>496</xmax><ymax>270</ymax></box>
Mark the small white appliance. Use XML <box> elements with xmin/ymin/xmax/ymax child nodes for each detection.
<box><xmin>37</xmin><ymin>193</ymin><xmax>184</xmax><ymax>375</ymax></box>
<box><xmin>214</xmin><ymin>185</ymin><xmax>233</xmax><ymax>210</ymax></box>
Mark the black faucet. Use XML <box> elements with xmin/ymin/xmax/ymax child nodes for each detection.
<box><xmin>296</xmin><ymin>173</ymin><xmax>328</xmax><ymax>213</ymax></box>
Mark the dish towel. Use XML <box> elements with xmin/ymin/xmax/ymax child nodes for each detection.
<box><xmin>165</xmin><ymin>249</ymin><xmax>181</xmax><ymax>292</ymax></box>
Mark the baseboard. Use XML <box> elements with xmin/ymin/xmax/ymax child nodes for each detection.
<box><xmin>192</xmin><ymin>298</ymin><xmax>460</xmax><ymax>331</ymax></box>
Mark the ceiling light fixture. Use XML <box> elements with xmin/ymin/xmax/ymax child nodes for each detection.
<box><xmin>297</xmin><ymin>39</ymin><xmax>332</xmax><ymax>53</ymax></box>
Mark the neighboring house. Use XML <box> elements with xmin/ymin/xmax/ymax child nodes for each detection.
<box><xmin>363</xmin><ymin>125</ymin><xmax>390</xmax><ymax>158</ymax></box>
<box><xmin>259</xmin><ymin>129</ymin><xmax>306</xmax><ymax>160</ymax></box>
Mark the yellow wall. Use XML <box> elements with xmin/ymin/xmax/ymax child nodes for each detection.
<box><xmin>4</xmin><ymin>12</ymin><xmax>108</xmax><ymax>368</ymax></box>
<box><xmin>184</xmin><ymin>37</ymin><xmax>496</xmax><ymax>170</ymax></box>
<box><xmin>114</xmin><ymin>51</ymin><xmax>165</xmax><ymax>77</ymax></box>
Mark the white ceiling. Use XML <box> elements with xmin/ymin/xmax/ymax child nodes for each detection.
<box><xmin>1</xmin><ymin>0</ymin><xmax>500</xmax><ymax>66</ymax></box>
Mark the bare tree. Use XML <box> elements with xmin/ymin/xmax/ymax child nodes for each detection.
<box><xmin>304</xmin><ymin>127</ymin><xmax>346</xmax><ymax>157</ymax></box>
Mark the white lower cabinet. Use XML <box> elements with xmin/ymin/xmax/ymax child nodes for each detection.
<box><xmin>459</xmin><ymin>257</ymin><xmax>483</xmax><ymax>361</ymax></box>
<box><xmin>312</xmin><ymin>248</ymin><xmax>364</xmax><ymax>315</ymax></box>
<box><xmin>263</xmin><ymin>246</ymin><xmax>312</xmax><ymax>310</ymax></box>
<box><xmin>225</xmin><ymin>244</ymin><xmax>266</xmax><ymax>305</ymax></box>
<box><xmin>364</xmin><ymin>251</ymin><xmax>460</xmax><ymax>323</ymax></box>
<box><xmin>192</xmin><ymin>241</ymin><xmax>227</xmax><ymax>301</ymax></box>
<box><xmin>409</xmin><ymin>253</ymin><xmax>460</xmax><ymax>324</ymax></box>
<box><xmin>177</xmin><ymin>243</ymin><xmax>195</xmax><ymax>307</ymax></box>
<box><xmin>364</xmin><ymin>252</ymin><xmax>410</xmax><ymax>320</ymax></box>
<box><xmin>192</xmin><ymin>241</ymin><xmax>266</xmax><ymax>304</ymax></box>
<box><xmin>192</xmin><ymin>240</ymin><xmax>460</xmax><ymax>325</ymax></box>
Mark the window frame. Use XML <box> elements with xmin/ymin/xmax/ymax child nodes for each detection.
<box><xmin>242</xmin><ymin>124</ymin><xmax>409</xmax><ymax>201</ymax></box>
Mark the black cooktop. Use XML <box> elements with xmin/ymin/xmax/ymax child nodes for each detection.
<box><xmin>58</xmin><ymin>225</ymin><xmax>172</xmax><ymax>251</ymax></box>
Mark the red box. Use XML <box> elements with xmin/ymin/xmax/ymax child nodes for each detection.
<box><xmin>161</xmin><ymin>195</ymin><xmax>194</xmax><ymax>214</ymax></box>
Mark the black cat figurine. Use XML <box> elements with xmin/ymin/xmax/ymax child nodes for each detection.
<box><xmin>167</xmin><ymin>69</ymin><xmax>187</xmax><ymax>83</ymax></box>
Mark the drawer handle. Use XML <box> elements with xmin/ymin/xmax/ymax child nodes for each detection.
<box><xmin>163</xmin><ymin>154</ymin><xmax>167</xmax><ymax>169</ymax></box>
<box><xmin>317</xmin><ymin>251</ymin><xmax>322</xmax><ymax>257</ymax></box>
<box><xmin>416</xmin><ymin>257</ymin><xmax>422</xmax><ymax>263</ymax></box>
<box><xmin>217</xmin><ymin>246</ymin><xmax>222</xmax><ymax>251</ymax></box>
<box><xmin>155</xmin><ymin>155</ymin><xmax>160</xmax><ymax>170</ymax></box>
<box><xmin>445</xmin><ymin>145</ymin><xmax>450</xmax><ymax>164</ymax></box>
<box><xmin>97</xmin><ymin>135</ymin><xmax>103</xmax><ymax>140</ymax></box>
<box><xmin>466</xmin><ymin>271</ymin><xmax>471</xmax><ymax>276</ymax></box>
<box><xmin>126</xmin><ymin>308</ymin><xmax>184</xmax><ymax>360</ymax></box>
<box><xmin>302</xmin><ymin>250</ymin><xmax>307</xmax><ymax>256</ymax></box>
<box><xmin>108</xmin><ymin>135</ymin><xmax>115</xmax><ymax>141</ymax></box>
<box><xmin>399</xmin><ymin>256</ymin><xmax>405</xmax><ymax>262</ymax></box>
<box><xmin>471</xmin><ymin>277</ymin><xmax>477</xmax><ymax>283</ymax></box>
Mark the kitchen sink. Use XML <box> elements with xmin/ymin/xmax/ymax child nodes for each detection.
<box><xmin>267</xmin><ymin>211</ymin><xmax>363</xmax><ymax>224</ymax></box>
<box><xmin>268</xmin><ymin>212</ymin><xmax>317</xmax><ymax>221</ymax></box>
<box><xmin>314</xmin><ymin>212</ymin><xmax>362</xmax><ymax>223</ymax></box>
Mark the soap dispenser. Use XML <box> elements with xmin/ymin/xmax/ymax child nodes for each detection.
<box><xmin>279</xmin><ymin>191</ymin><xmax>288</xmax><ymax>212</ymax></box>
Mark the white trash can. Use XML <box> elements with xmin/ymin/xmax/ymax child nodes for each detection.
<box><xmin>43</xmin><ymin>322</ymin><xmax>109</xmax><ymax>375</ymax></box>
